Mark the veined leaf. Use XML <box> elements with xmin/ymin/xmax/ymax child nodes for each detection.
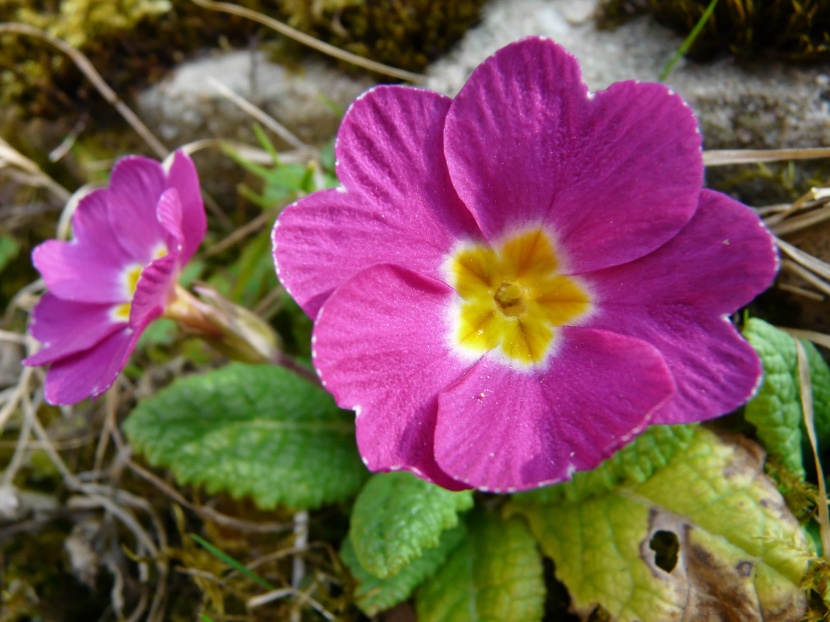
<box><xmin>415</xmin><ymin>510</ymin><xmax>545</xmax><ymax>622</ymax></box>
<box><xmin>508</xmin><ymin>427</ymin><xmax>812</xmax><ymax>622</ymax></box>
<box><xmin>349</xmin><ymin>471</ymin><xmax>473</xmax><ymax>579</ymax></box>
<box><xmin>123</xmin><ymin>363</ymin><xmax>367</xmax><ymax>509</ymax></box>
<box><xmin>342</xmin><ymin>524</ymin><xmax>467</xmax><ymax>616</ymax></box>
<box><xmin>744</xmin><ymin>318</ymin><xmax>830</xmax><ymax>478</ymax></box>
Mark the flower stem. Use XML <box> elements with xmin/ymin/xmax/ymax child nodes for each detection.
<box><xmin>164</xmin><ymin>285</ymin><xmax>323</xmax><ymax>388</ymax></box>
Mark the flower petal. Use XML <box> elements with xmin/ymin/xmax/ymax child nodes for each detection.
<box><xmin>434</xmin><ymin>326</ymin><xmax>675</xmax><ymax>492</ymax></box>
<box><xmin>71</xmin><ymin>189</ymin><xmax>131</xmax><ymax>261</ymax></box>
<box><xmin>312</xmin><ymin>264</ymin><xmax>470</xmax><ymax>490</ymax></box>
<box><xmin>107</xmin><ymin>156</ymin><xmax>168</xmax><ymax>262</ymax></box>
<box><xmin>155</xmin><ymin>187</ymin><xmax>185</xmax><ymax>253</ymax></box>
<box><xmin>444</xmin><ymin>37</ymin><xmax>702</xmax><ymax>273</ymax></box>
<box><xmin>24</xmin><ymin>293</ymin><xmax>124</xmax><ymax>365</ymax></box>
<box><xmin>592</xmin><ymin>307</ymin><xmax>761</xmax><ymax>425</ymax></box>
<box><xmin>165</xmin><ymin>150</ymin><xmax>206</xmax><ymax>264</ymax></box>
<box><xmin>40</xmin><ymin>328</ymin><xmax>138</xmax><ymax>405</ymax></box>
<box><xmin>129</xmin><ymin>189</ymin><xmax>183</xmax><ymax>329</ymax></box>
<box><xmin>584</xmin><ymin>190</ymin><xmax>775</xmax><ymax>424</ymax></box>
<box><xmin>275</xmin><ymin>86</ymin><xmax>480</xmax><ymax>318</ymax></box>
<box><xmin>33</xmin><ymin>239</ymin><xmax>132</xmax><ymax>303</ymax></box>
<box><xmin>589</xmin><ymin>189</ymin><xmax>778</xmax><ymax>313</ymax></box>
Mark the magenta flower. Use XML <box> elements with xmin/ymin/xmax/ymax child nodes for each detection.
<box><xmin>272</xmin><ymin>38</ymin><xmax>777</xmax><ymax>492</ymax></box>
<box><xmin>25</xmin><ymin>151</ymin><xmax>206</xmax><ymax>405</ymax></box>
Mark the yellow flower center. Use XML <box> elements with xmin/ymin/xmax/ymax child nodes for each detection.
<box><xmin>448</xmin><ymin>229</ymin><xmax>592</xmax><ymax>366</ymax></box>
<box><xmin>111</xmin><ymin>243</ymin><xmax>169</xmax><ymax>323</ymax></box>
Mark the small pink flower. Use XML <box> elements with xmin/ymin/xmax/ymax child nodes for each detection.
<box><xmin>272</xmin><ymin>38</ymin><xmax>778</xmax><ymax>492</ymax></box>
<box><xmin>25</xmin><ymin>151</ymin><xmax>206</xmax><ymax>405</ymax></box>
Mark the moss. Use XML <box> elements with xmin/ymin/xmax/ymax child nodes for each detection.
<box><xmin>277</xmin><ymin>0</ymin><xmax>488</xmax><ymax>72</ymax></box>
<box><xmin>0</xmin><ymin>0</ymin><xmax>486</xmax><ymax>121</ymax></box>
<box><xmin>599</xmin><ymin>0</ymin><xmax>830</xmax><ymax>61</ymax></box>
<box><xmin>0</xmin><ymin>0</ymin><xmax>271</xmax><ymax>118</ymax></box>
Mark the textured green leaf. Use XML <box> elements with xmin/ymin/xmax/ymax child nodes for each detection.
<box><xmin>342</xmin><ymin>524</ymin><xmax>467</xmax><ymax>616</ymax></box>
<box><xmin>513</xmin><ymin>424</ymin><xmax>696</xmax><ymax>507</ymax></box>
<box><xmin>416</xmin><ymin>510</ymin><xmax>545</xmax><ymax>622</ymax></box>
<box><xmin>743</xmin><ymin>318</ymin><xmax>830</xmax><ymax>478</ymax></box>
<box><xmin>123</xmin><ymin>363</ymin><xmax>367</xmax><ymax>509</ymax></box>
<box><xmin>349</xmin><ymin>471</ymin><xmax>473</xmax><ymax>579</ymax></box>
<box><xmin>508</xmin><ymin>427</ymin><xmax>812</xmax><ymax>622</ymax></box>
<box><xmin>744</xmin><ymin>318</ymin><xmax>804</xmax><ymax>477</ymax></box>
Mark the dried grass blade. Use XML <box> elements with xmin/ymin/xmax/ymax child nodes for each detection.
<box><xmin>795</xmin><ymin>340</ymin><xmax>830</xmax><ymax>559</ymax></box>
<box><xmin>782</xmin><ymin>328</ymin><xmax>830</xmax><ymax>353</ymax></box>
<box><xmin>777</xmin><ymin>239</ymin><xmax>830</xmax><ymax>283</ymax></box>
<box><xmin>206</xmin><ymin>77</ymin><xmax>307</xmax><ymax>150</ymax></box>
<box><xmin>781</xmin><ymin>260</ymin><xmax>830</xmax><ymax>299</ymax></box>
<box><xmin>0</xmin><ymin>23</ymin><xmax>167</xmax><ymax>158</ymax></box>
<box><xmin>703</xmin><ymin>147</ymin><xmax>830</xmax><ymax>167</ymax></box>
<box><xmin>190</xmin><ymin>0</ymin><xmax>422</xmax><ymax>83</ymax></box>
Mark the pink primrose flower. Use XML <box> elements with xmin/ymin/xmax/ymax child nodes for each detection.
<box><xmin>25</xmin><ymin>150</ymin><xmax>206</xmax><ymax>405</ymax></box>
<box><xmin>272</xmin><ymin>38</ymin><xmax>778</xmax><ymax>492</ymax></box>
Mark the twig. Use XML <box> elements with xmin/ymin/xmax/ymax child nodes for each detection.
<box><xmin>0</xmin><ymin>388</ymin><xmax>37</xmax><ymax>487</ymax></box>
<box><xmin>782</xmin><ymin>328</ymin><xmax>830</xmax><ymax>353</ymax></box>
<box><xmin>0</xmin><ymin>365</ymin><xmax>32</xmax><ymax>433</ymax></box>
<box><xmin>189</xmin><ymin>0</ymin><xmax>422</xmax><ymax>83</ymax></box>
<box><xmin>777</xmin><ymin>282</ymin><xmax>825</xmax><ymax>302</ymax></box>
<box><xmin>768</xmin><ymin>204</ymin><xmax>830</xmax><ymax>236</ymax></box>
<box><xmin>23</xmin><ymin>390</ymin><xmax>169</xmax><ymax>622</ymax></box>
<box><xmin>94</xmin><ymin>389</ymin><xmax>127</xmax><ymax>482</ymax></box>
<box><xmin>0</xmin><ymin>137</ymin><xmax>71</xmax><ymax>202</ymax></box>
<box><xmin>0</xmin><ymin>330</ymin><xmax>26</xmax><ymax>344</ymax></box>
<box><xmin>781</xmin><ymin>260</ymin><xmax>830</xmax><ymax>299</ymax></box>
<box><xmin>0</xmin><ymin>23</ymin><xmax>167</xmax><ymax>158</ymax></box>
<box><xmin>48</xmin><ymin>119</ymin><xmax>86</xmax><ymax>162</ymax></box>
<box><xmin>291</xmin><ymin>510</ymin><xmax>309</xmax><ymax>622</ymax></box>
<box><xmin>110</xmin><ymin>423</ymin><xmax>291</xmax><ymax>534</ymax></box>
<box><xmin>253</xmin><ymin>285</ymin><xmax>285</xmax><ymax>318</ymax></box>
<box><xmin>703</xmin><ymin>147</ymin><xmax>830</xmax><ymax>167</ymax></box>
<box><xmin>207</xmin><ymin>77</ymin><xmax>308</xmax><ymax>151</ymax></box>
<box><xmin>247</xmin><ymin>586</ymin><xmax>335</xmax><ymax>620</ymax></box>
<box><xmin>778</xmin><ymin>238</ymin><xmax>830</xmax><ymax>283</ymax></box>
<box><xmin>201</xmin><ymin>207</ymin><xmax>280</xmax><ymax>258</ymax></box>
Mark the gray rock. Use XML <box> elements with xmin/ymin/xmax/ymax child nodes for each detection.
<box><xmin>137</xmin><ymin>50</ymin><xmax>375</xmax><ymax>149</ymax></box>
<box><xmin>426</xmin><ymin>0</ymin><xmax>830</xmax><ymax>152</ymax></box>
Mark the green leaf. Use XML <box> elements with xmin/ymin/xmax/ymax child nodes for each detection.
<box><xmin>349</xmin><ymin>471</ymin><xmax>474</xmax><ymax>578</ymax></box>
<box><xmin>342</xmin><ymin>524</ymin><xmax>467</xmax><ymax>616</ymax></box>
<box><xmin>0</xmin><ymin>233</ymin><xmax>20</xmax><ymax>273</ymax></box>
<box><xmin>123</xmin><ymin>363</ymin><xmax>367</xmax><ymax>509</ymax></box>
<box><xmin>415</xmin><ymin>510</ymin><xmax>545</xmax><ymax>622</ymax></box>
<box><xmin>513</xmin><ymin>424</ymin><xmax>696</xmax><ymax>507</ymax></box>
<box><xmin>743</xmin><ymin>318</ymin><xmax>830</xmax><ymax>478</ymax></box>
<box><xmin>227</xmin><ymin>230</ymin><xmax>280</xmax><ymax>306</ymax></box>
<box><xmin>223</xmin><ymin>129</ymin><xmax>313</xmax><ymax>206</ymax></box>
<box><xmin>508</xmin><ymin>427</ymin><xmax>813</xmax><ymax>622</ymax></box>
<box><xmin>744</xmin><ymin>318</ymin><xmax>803</xmax><ymax>477</ymax></box>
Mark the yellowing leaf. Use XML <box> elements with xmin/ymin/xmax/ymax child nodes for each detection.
<box><xmin>416</xmin><ymin>510</ymin><xmax>545</xmax><ymax>622</ymax></box>
<box><xmin>508</xmin><ymin>427</ymin><xmax>813</xmax><ymax>622</ymax></box>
